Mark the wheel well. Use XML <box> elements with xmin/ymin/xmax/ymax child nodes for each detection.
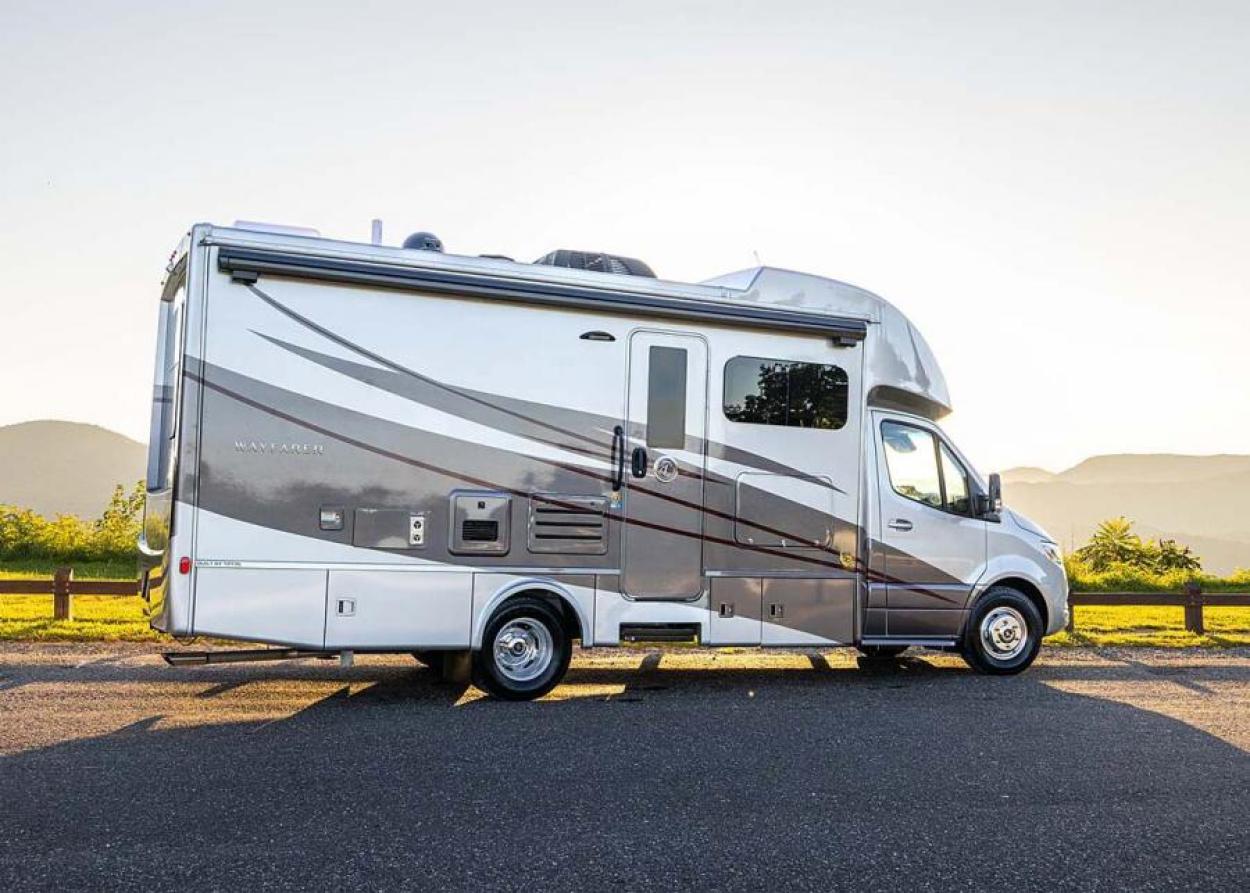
<box><xmin>503</xmin><ymin>588</ymin><xmax>584</xmax><ymax>643</ymax></box>
<box><xmin>981</xmin><ymin>577</ymin><xmax>1048</xmax><ymax>630</ymax></box>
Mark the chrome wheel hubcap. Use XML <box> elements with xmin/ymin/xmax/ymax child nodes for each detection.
<box><xmin>493</xmin><ymin>618</ymin><xmax>554</xmax><ymax>683</ymax></box>
<box><xmin>980</xmin><ymin>606</ymin><xmax>1029</xmax><ymax>660</ymax></box>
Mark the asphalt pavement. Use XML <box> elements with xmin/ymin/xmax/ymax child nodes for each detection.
<box><xmin>1</xmin><ymin>644</ymin><xmax>1248</xmax><ymax>891</ymax></box>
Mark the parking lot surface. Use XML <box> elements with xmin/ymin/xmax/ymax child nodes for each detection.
<box><xmin>1</xmin><ymin>644</ymin><xmax>1248</xmax><ymax>891</ymax></box>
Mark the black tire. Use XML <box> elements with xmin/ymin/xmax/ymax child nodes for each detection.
<box><xmin>473</xmin><ymin>597</ymin><xmax>571</xmax><ymax>701</ymax></box>
<box><xmin>411</xmin><ymin>651</ymin><xmax>445</xmax><ymax>674</ymax></box>
<box><xmin>960</xmin><ymin>586</ymin><xmax>1043</xmax><ymax>675</ymax></box>
<box><xmin>857</xmin><ymin>645</ymin><xmax>908</xmax><ymax>660</ymax></box>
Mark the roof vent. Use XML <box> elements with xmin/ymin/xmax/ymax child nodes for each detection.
<box><xmin>534</xmin><ymin>249</ymin><xmax>655</xmax><ymax>278</ymax></box>
<box><xmin>402</xmin><ymin>231</ymin><xmax>444</xmax><ymax>252</ymax></box>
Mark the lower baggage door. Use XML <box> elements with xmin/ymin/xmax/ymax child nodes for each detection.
<box><xmin>760</xmin><ymin>578</ymin><xmax>856</xmax><ymax>645</ymax></box>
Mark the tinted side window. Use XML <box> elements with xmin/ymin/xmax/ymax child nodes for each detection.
<box><xmin>646</xmin><ymin>346</ymin><xmax>687</xmax><ymax>449</ymax></box>
<box><xmin>723</xmin><ymin>356</ymin><xmax>848</xmax><ymax>429</ymax></box>
<box><xmin>881</xmin><ymin>422</ymin><xmax>941</xmax><ymax>508</ymax></box>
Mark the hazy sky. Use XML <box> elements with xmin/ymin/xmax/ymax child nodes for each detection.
<box><xmin>2</xmin><ymin>0</ymin><xmax>1247</xmax><ymax>473</ymax></box>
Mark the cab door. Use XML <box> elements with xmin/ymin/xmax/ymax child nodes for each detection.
<box><xmin>873</xmin><ymin>413</ymin><xmax>985</xmax><ymax>638</ymax></box>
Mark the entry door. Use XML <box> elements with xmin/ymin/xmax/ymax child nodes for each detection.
<box><xmin>874</xmin><ymin>414</ymin><xmax>986</xmax><ymax>636</ymax></box>
<box><xmin>621</xmin><ymin>332</ymin><xmax>708</xmax><ymax>600</ymax></box>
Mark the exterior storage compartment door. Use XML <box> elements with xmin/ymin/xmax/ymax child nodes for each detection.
<box><xmin>193</xmin><ymin>568</ymin><xmax>328</xmax><ymax>648</ymax></box>
<box><xmin>621</xmin><ymin>332</ymin><xmax>708</xmax><ymax>600</ymax></box>
<box><xmin>325</xmin><ymin>571</ymin><xmax>471</xmax><ymax>649</ymax></box>
<box><xmin>708</xmin><ymin>577</ymin><xmax>762</xmax><ymax>645</ymax></box>
<box><xmin>760</xmin><ymin>578</ymin><xmax>855</xmax><ymax>645</ymax></box>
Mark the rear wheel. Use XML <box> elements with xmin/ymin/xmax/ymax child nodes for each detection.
<box><xmin>473</xmin><ymin>597</ymin><xmax>571</xmax><ymax>701</ymax></box>
<box><xmin>960</xmin><ymin>586</ymin><xmax>1043</xmax><ymax>675</ymax></box>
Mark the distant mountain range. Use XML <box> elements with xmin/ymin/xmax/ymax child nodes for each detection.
<box><xmin>1</xmin><ymin>420</ymin><xmax>1247</xmax><ymax>575</ymax></box>
<box><xmin>1002</xmin><ymin>455</ymin><xmax>1250</xmax><ymax>575</ymax></box>
<box><xmin>0</xmin><ymin>421</ymin><xmax>146</xmax><ymax>519</ymax></box>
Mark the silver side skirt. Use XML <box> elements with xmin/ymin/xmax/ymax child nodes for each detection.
<box><xmin>859</xmin><ymin>637</ymin><xmax>959</xmax><ymax>649</ymax></box>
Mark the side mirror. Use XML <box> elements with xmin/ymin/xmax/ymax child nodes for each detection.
<box><xmin>976</xmin><ymin>473</ymin><xmax>1002</xmax><ymax>517</ymax></box>
<box><xmin>981</xmin><ymin>472</ymin><xmax>1003</xmax><ymax>517</ymax></box>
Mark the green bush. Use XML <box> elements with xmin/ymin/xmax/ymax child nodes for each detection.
<box><xmin>0</xmin><ymin>482</ymin><xmax>143</xmax><ymax>564</ymax></box>
<box><xmin>1065</xmin><ymin>517</ymin><xmax>1250</xmax><ymax>592</ymax></box>
<box><xmin>1073</xmin><ymin>516</ymin><xmax>1201</xmax><ymax>574</ymax></box>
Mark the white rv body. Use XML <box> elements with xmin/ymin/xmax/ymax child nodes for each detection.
<box><xmin>141</xmin><ymin>223</ymin><xmax>1067</xmax><ymax>689</ymax></box>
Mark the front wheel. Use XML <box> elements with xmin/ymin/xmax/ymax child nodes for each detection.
<box><xmin>960</xmin><ymin>586</ymin><xmax>1043</xmax><ymax>675</ymax></box>
<box><xmin>473</xmin><ymin>597</ymin><xmax>571</xmax><ymax>701</ymax></box>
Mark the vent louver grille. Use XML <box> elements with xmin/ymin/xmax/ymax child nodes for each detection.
<box><xmin>527</xmin><ymin>495</ymin><xmax>608</xmax><ymax>555</ymax></box>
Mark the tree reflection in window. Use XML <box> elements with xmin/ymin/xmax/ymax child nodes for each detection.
<box><xmin>723</xmin><ymin>356</ymin><xmax>848</xmax><ymax>430</ymax></box>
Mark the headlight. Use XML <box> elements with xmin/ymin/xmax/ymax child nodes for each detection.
<box><xmin>1040</xmin><ymin>541</ymin><xmax>1063</xmax><ymax>565</ymax></box>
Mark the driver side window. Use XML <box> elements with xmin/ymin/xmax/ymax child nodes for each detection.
<box><xmin>881</xmin><ymin>422</ymin><xmax>941</xmax><ymax>508</ymax></box>
<box><xmin>881</xmin><ymin>420</ymin><xmax>971</xmax><ymax>516</ymax></box>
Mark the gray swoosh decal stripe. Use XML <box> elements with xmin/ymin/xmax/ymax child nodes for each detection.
<box><xmin>203</xmin><ymin>354</ymin><xmax>839</xmax><ymax>555</ymax></box>
<box><xmin>250</xmin><ymin>331</ymin><xmax>613</xmax><ymax>465</ymax></box>
<box><xmin>237</xmin><ymin>332</ymin><xmax>846</xmax><ymax>549</ymax></box>
<box><xmin>192</xmin><ymin>363</ymin><xmax>966</xmax><ymax>599</ymax></box>
<box><xmin>220</xmin><ymin>289</ymin><xmax>965</xmax><ymax>598</ymax></box>
<box><xmin>246</xmin><ymin>283</ymin><xmax>842</xmax><ymax>493</ymax></box>
<box><xmin>188</xmin><ymin>368</ymin><xmax>856</xmax><ymax>573</ymax></box>
<box><xmin>247</xmin><ymin>284</ymin><xmax>610</xmax><ymax>452</ymax></box>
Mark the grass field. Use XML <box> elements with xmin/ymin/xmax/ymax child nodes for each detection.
<box><xmin>1049</xmin><ymin>605</ymin><xmax>1250</xmax><ymax>647</ymax></box>
<box><xmin>2</xmin><ymin>592</ymin><xmax>1248</xmax><ymax>646</ymax></box>
<box><xmin>0</xmin><ymin>560</ymin><xmax>156</xmax><ymax>641</ymax></box>
<box><xmin>0</xmin><ymin>595</ymin><xmax>161</xmax><ymax>641</ymax></box>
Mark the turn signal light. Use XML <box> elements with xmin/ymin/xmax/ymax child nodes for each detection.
<box><xmin>178</xmin><ymin>556</ymin><xmax>191</xmax><ymax>575</ymax></box>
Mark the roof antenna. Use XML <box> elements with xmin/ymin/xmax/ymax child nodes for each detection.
<box><xmin>370</xmin><ymin>219</ymin><xmax>383</xmax><ymax>246</ymax></box>
<box><xmin>752</xmin><ymin>249</ymin><xmax>763</xmax><ymax>266</ymax></box>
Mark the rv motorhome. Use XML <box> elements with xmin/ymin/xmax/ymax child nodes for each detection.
<box><xmin>140</xmin><ymin>222</ymin><xmax>1068</xmax><ymax>699</ymax></box>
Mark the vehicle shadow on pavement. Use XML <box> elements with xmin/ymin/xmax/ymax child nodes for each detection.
<box><xmin>1</xmin><ymin>650</ymin><xmax>1248</xmax><ymax>890</ymax></box>
<box><xmin>9</xmin><ymin>647</ymin><xmax>1245</xmax><ymax>696</ymax></box>
<box><xmin>0</xmin><ymin>651</ymin><xmax>962</xmax><ymax>702</ymax></box>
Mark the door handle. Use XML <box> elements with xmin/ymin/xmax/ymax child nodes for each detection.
<box><xmin>887</xmin><ymin>518</ymin><xmax>914</xmax><ymax>532</ymax></box>
<box><xmin>610</xmin><ymin>425</ymin><xmax>625</xmax><ymax>490</ymax></box>
<box><xmin>630</xmin><ymin>446</ymin><xmax>648</xmax><ymax>478</ymax></box>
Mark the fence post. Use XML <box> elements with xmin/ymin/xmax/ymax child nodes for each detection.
<box><xmin>1183</xmin><ymin>582</ymin><xmax>1204</xmax><ymax>636</ymax></box>
<box><xmin>53</xmin><ymin>566</ymin><xmax>74</xmax><ymax>622</ymax></box>
<box><xmin>1066</xmin><ymin>593</ymin><xmax>1075</xmax><ymax>634</ymax></box>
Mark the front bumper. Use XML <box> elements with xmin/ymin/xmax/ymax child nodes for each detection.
<box><xmin>1043</xmin><ymin>570</ymin><xmax>1070</xmax><ymax>636</ymax></box>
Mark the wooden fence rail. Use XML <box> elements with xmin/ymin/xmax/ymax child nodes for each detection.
<box><xmin>2</xmin><ymin>568</ymin><xmax>1249</xmax><ymax>635</ymax></box>
<box><xmin>0</xmin><ymin>567</ymin><xmax>154</xmax><ymax>621</ymax></box>
<box><xmin>1067</xmin><ymin>584</ymin><xmax>1250</xmax><ymax>636</ymax></box>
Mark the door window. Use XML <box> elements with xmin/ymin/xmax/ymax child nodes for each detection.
<box><xmin>646</xmin><ymin>346</ymin><xmax>687</xmax><ymax>449</ymax></box>
<box><xmin>881</xmin><ymin>423</ymin><xmax>941</xmax><ymax>508</ymax></box>
<box><xmin>881</xmin><ymin>421</ymin><xmax>972</xmax><ymax>516</ymax></box>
